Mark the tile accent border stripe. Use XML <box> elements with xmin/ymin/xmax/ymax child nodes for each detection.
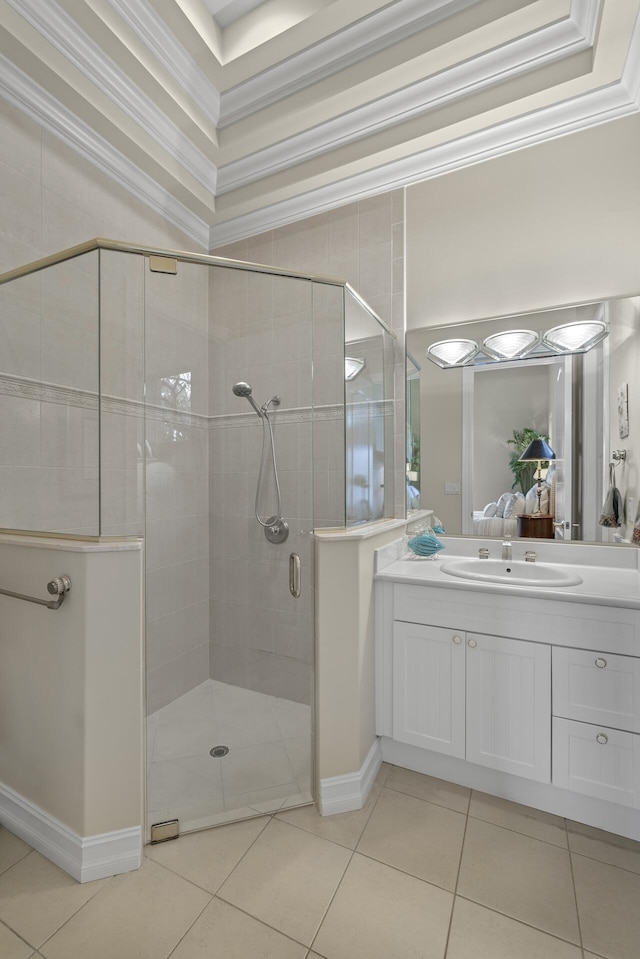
<box><xmin>0</xmin><ymin>373</ymin><xmax>394</xmax><ymax>429</ymax></box>
<box><xmin>0</xmin><ymin>780</ymin><xmax>142</xmax><ymax>883</ymax></box>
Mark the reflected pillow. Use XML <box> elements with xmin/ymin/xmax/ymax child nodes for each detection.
<box><xmin>495</xmin><ymin>492</ymin><xmax>511</xmax><ymax>518</ymax></box>
<box><xmin>504</xmin><ymin>491</ymin><xmax>526</xmax><ymax>518</ymax></box>
<box><xmin>525</xmin><ymin>483</ymin><xmax>550</xmax><ymax>514</ymax></box>
<box><xmin>483</xmin><ymin>502</ymin><xmax>498</xmax><ymax>517</ymax></box>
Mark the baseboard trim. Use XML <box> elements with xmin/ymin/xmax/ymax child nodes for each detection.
<box><xmin>0</xmin><ymin>781</ymin><xmax>142</xmax><ymax>882</ymax></box>
<box><xmin>318</xmin><ymin>738</ymin><xmax>382</xmax><ymax>816</ymax></box>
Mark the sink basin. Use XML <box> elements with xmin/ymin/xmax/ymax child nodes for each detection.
<box><xmin>440</xmin><ymin>558</ymin><xmax>583</xmax><ymax>587</ymax></box>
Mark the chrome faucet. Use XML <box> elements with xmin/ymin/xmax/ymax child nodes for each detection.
<box><xmin>501</xmin><ymin>541</ymin><xmax>512</xmax><ymax>561</ymax></box>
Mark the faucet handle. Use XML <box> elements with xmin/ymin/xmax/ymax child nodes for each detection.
<box><xmin>478</xmin><ymin>547</ymin><xmax>490</xmax><ymax>559</ymax></box>
<box><xmin>524</xmin><ymin>550</ymin><xmax>537</xmax><ymax>563</ymax></box>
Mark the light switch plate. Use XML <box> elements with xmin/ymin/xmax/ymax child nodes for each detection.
<box><xmin>445</xmin><ymin>482</ymin><xmax>461</xmax><ymax>494</ymax></box>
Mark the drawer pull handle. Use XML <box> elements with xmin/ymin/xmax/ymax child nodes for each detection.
<box><xmin>468</xmin><ymin>639</ymin><xmax>477</xmax><ymax>648</ymax></box>
<box><xmin>595</xmin><ymin>658</ymin><xmax>607</xmax><ymax>668</ymax></box>
<box><xmin>452</xmin><ymin>635</ymin><xmax>462</xmax><ymax>645</ymax></box>
<box><xmin>596</xmin><ymin>733</ymin><xmax>608</xmax><ymax>745</ymax></box>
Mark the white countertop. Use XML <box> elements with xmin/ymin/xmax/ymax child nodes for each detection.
<box><xmin>376</xmin><ymin>553</ymin><xmax>640</xmax><ymax>609</ymax></box>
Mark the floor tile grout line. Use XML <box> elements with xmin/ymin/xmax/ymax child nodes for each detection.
<box><xmin>568</xmin><ymin>847</ymin><xmax>640</xmax><ymax>878</ymax></box>
<box><xmin>0</xmin><ymin>913</ymin><xmax>43</xmax><ymax>954</ymax></box>
<box><xmin>306</xmin><ymin>847</ymin><xmax>355</xmax><ymax>955</ymax></box>
<box><xmin>453</xmin><ymin>892</ymin><xmax>586</xmax><ymax>950</ymax></box>
<box><xmin>210</xmin><ymin>890</ymin><xmax>317</xmax><ymax>952</ymax></box>
<box><xmin>442</xmin><ymin>799</ymin><xmax>470</xmax><ymax>959</ymax></box>
<box><xmin>465</xmin><ymin>812</ymin><xmax>569</xmax><ymax>850</ymax></box>
<box><xmin>164</xmin><ymin>891</ymin><xmax>214</xmax><ymax>959</ymax></box>
<box><xmin>383</xmin><ymin>781</ymin><xmax>471</xmax><ymax>817</ymax></box>
<box><xmin>567</xmin><ymin>816</ymin><xmax>586</xmax><ymax>955</ymax></box>
<box><xmin>21</xmin><ymin>865</ymin><xmax>115</xmax><ymax>954</ymax></box>
<box><xmin>0</xmin><ymin>843</ymin><xmax>33</xmax><ymax>878</ymax></box>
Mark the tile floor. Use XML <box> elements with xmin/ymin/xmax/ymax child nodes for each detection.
<box><xmin>146</xmin><ymin>679</ymin><xmax>312</xmax><ymax>832</ymax></box>
<box><xmin>2</xmin><ymin>762</ymin><xmax>640</xmax><ymax>958</ymax></box>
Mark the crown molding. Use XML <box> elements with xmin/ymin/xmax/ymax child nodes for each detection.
<box><xmin>0</xmin><ymin>54</ymin><xmax>209</xmax><ymax>247</ymax></box>
<box><xmin>108</xmin><ymin>0</ymin><xmax>221</xmax><ymax>127</ymax></box>
<box><xmin>210</xmin><ymin>75</ymin><xmax>639</xmax><ymax>248</ymax></box>
<box><xmin>219</xmin><ymin>0</ymin><xmax>494</xmax><ymax>126</ymax></box>
<box><xmin>217</xmin><ymin>12</ymin><xmax>595</xmax><ymax>194</ymax></box>
<box><xmin>6</xmin><ymin>0</ymin><xmax>217</xmax><ymax>194</ymax></box>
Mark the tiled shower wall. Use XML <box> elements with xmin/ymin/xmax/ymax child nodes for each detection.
<box><xmin>212</xmin><ymin>189</ymin><xmax>407</xmax><ymax>521</ymax></box>
<box><xmin>0</xmin><ymin>98</ymin><xmax>210</xmax><ymax>713</ymax></box>
<box><xmin>208</xmin><ymin>194</ymin><xmax>406</xmax><ymax>701</ymax></box>
<box><xmin>207</xmin><ymin>268</ymin><xmax>344</xmax><ymax>704</ymax></box>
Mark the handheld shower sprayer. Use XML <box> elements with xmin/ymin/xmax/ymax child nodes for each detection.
<box><xmin>232</xmin><ymin>381</ymin><xmax>264</xmax><ymax>418</ymax></box>
<box><xmin>231</xmin><ymin>381</ymin><xmax>288</xmax><ymax>544</ymax></box>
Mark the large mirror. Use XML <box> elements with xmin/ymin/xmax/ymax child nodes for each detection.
<box><xmin>407</xmin><ymin>296</ymin><xmax>640</xmax><ymax>544</ymax></box>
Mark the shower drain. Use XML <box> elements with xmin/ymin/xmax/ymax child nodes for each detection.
<box><xmin>210</xmin><ymin>745</ymin><xmax>230</xmax><ymax>758</ymax></box>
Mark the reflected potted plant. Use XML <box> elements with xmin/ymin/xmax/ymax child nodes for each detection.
<box><xmin>507</xmin><ymin>428</ymin><xmax>549</xmax><ymax>494</ymax></box>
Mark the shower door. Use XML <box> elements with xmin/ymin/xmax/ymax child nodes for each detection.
<box><xmin>143</xmin><ymin>257</ymin><xmax>336</xmax><ymax>836</ymax></box>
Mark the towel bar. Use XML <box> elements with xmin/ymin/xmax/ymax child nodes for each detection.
<box><xmin>0</xmin><ymin>575</ymin><xmax>71</xmax><ymax>610</ymax></box>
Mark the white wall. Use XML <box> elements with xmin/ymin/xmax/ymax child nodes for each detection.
<box><xmin>0</xmin><ymin>536</ymin><xmax>143</xmax><ymax>866</ymax></box>
<box><xmin>406</xmin><ymin>114</ymin><xmax>640</xmax><ymax>328</ymax></box>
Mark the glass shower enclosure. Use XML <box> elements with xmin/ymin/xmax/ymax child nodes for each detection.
<box><xmin>0</xmin><ymin>239</ymin><xmax>396</xmax><ymax>838</ymax></box>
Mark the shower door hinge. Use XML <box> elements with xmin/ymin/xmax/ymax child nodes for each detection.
<box><xmin>148</xmin><ymin>255</ymin><xmax>178</xmax><ymax>275</ymax></box>
<box><xmin>150</xmin><ymin>819</ymin><xmax>180</xmax><ymax>843</ymax></box>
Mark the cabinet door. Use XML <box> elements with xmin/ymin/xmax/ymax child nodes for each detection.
<box><xmin>466</xmin><ymin>633</ymin><xmax>551</xmax><ymax>782</ymax></box>
<box><xmin>392</xmin><ymin>622</ymin><xmax>465</xmax><ymax>757</ymax></box>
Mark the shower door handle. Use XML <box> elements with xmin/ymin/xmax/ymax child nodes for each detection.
<box><xmin>289</xmin><ymin>553</ymin><xmax>301</xmax><ymax>598</ymax></box>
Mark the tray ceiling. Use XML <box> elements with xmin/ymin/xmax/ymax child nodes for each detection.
<box><xmin>0</xmin><ymin>0</ymin><xmax>639</xmax><ymax>247</ymax></box>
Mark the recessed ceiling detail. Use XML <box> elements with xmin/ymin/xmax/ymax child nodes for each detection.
<box><xmin>1</xmin><ymin>0</ymin><xmax>638</xmax><ymax>249</ymax></box>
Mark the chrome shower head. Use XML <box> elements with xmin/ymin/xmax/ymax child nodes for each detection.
<box><xmin>232</xmin><ymin>381</ymin><xmax>252</xmax><ymax>397</ymax></box>
<box><xmin>232</xmin><ymin>381</ymin><xmax>263</xmax><ymax>416</ymax></box>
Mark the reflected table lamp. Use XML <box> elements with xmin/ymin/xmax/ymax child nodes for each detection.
<box><xmin>519</xmin><ymin>438</ymin><xmax>556</xmax><ymax>514</ymax></box>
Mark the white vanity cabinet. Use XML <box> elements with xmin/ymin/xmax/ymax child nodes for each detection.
<box><xmin>393</xmin><ymin>622</ymin><xmax>550</xmax><ymax>780</ymax></box>
<box><xmin>376</xmin><ymin>574</ymin><xmax>640</xmax><ymax>837</ymax></box>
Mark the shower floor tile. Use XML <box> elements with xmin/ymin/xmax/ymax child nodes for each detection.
<box><xmin>147</xmin><ymin>680</ymin><xmax>312</xmax><ymax>834</ymax></box>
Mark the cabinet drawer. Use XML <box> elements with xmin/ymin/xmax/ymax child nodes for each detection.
<box><xmin>552</xmin><ymin>718</ymin><xmax>640</xmax><ymax>808</ymax></box>
<box><xmin>552</xmin><ymin>647</ymin><xmax>640</xmax><ymax>732</ymax></box>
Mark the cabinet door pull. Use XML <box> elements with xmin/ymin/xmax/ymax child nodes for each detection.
<box><xmin>595</xmin><ymin>657</ymin><xmax>607</xmax><ymax>668</ymax></box>
<box><xmin>468</xmin><ymin>639</ymin><xmax>477</xmax><ymax>648</ymax></box>
<box><xmin>596</xmin><ymin>732</ymin><xmax>608</xmax><ymax>745</ymax></box>
<box><xmin>452</xmin><ymin>635</ymin><xmax>462</xmax><ymax>644</ymax></box>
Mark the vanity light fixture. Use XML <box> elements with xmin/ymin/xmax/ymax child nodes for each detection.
<box><xmin>426</xmin><ymin>338</ymin><xmax>478</xmax><ymax>368</ymax></box>
<box><xmin>345</xmin><ymin>356</ymin><xmax>366</xmax><ymax>380</ymax></box>
<box><xmin>426</xmin><ymin>320</ymin><xmax>608</xmax><ymax>368</ymax></box>
<box><xmin>482</xmin><ymin>329</ymin><xmax>539</xmax><ymax>360</ymax></box>
<box><xmin>542</xmin><ymin>320</ymin><xmax>608</xmax><ymax>354</ymax></box>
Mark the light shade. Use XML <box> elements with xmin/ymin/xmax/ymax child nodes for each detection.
<box><xmin>519</xmin><ymin>438</ymin><xmax>556</xmax><ymax>462</ymax></box>
<box><xmin>543</xmin><ymin>320</ymin><xmax>607</xmax><ymax>353</ymax></box>
<box><xmin>427</xmin><ymin>338</ymin><xmax>478</xmax><ymax>368</ymax></box>
<box><xmin>345</xmin><ymin>356</ymin><xmax>365</xmax><ymax>381</ymax></box>
<box><xmin>482</xmin><ymin>329</ymin><xmax>538</xmax><ymax>360</ymax></box>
